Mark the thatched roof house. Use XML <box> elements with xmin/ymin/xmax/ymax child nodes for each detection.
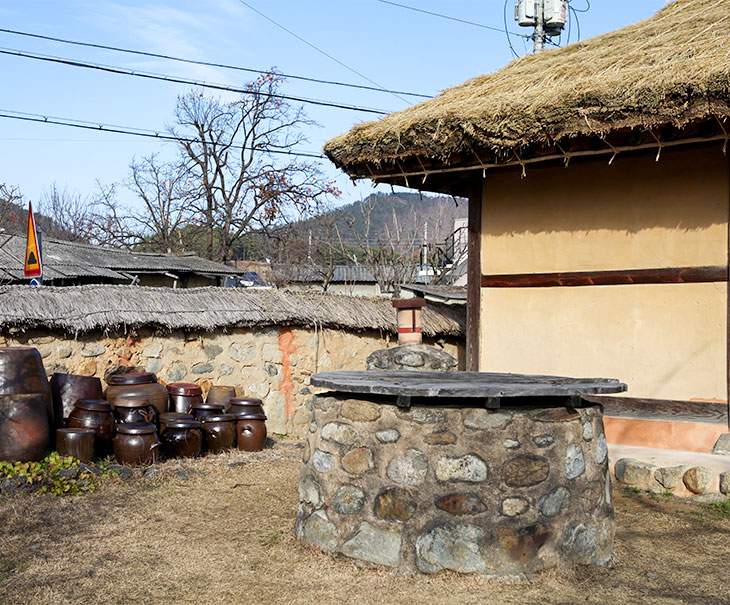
<box><xmin>0</xmin><ymin>233</ymin><xmax>239</xmax><ymax>287</ymax></box>
<box><xmin>326</xmin><ymin>0</ymin><xmax>730</xmax><ymax>191</ymax></box>
<box><xmin>325</xmin><ymin>0</ymin><xmax>730</xmax><ymax>453</ymax></box>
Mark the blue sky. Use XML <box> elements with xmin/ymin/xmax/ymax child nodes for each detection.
<box><xmin>0</xmin><ymin>1</ymin><xmax>668</xmax><ymax>209</ymax></box>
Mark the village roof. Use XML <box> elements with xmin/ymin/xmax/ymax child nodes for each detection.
<box><xmin>325</xmin><ymin>0</ymin><xmax>730</xmax><ymax>184</ymax></box>
<box><xmin>272</xmin><ymin>264</ymin><xmax>388</xmax><ymax>284</ymax></box>
<box><xmin>0</xmin><ymin>285</ymin><xmax>464</xmax><ymax>337</ymax></box>
<box><xmin>0</xmin><ymin>233</ymin><xmax>238</xmax><ymax>283</ymax></box>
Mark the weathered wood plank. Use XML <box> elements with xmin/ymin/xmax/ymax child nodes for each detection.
<box><xmin>481</xmin><ymin>266</ymin><xmax>728</xmax><ymax>288</ymax></box>
<box><xmin>467</xmin><ymin>180</ymin><xmax>482</xmax><ymax>371</ymax></box>
<box><xmin>311</xmin><ymin>370</ymin><xmax>627</xmax><ymax>399</ymax></box>
<box><xmin>584</xmin><ymin>395</ymin><xmax>728</xmax><ymax>425</ymax></box>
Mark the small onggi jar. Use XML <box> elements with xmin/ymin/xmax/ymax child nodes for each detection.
<box><xmin>113</xmin><ymin>423</ymin><xmax>159</xmax><ymax>466</ymax></box>
<box><xmin>66</xmin><ymin>399</ymin><xmax>115</xmax><ymax>458</ymax></box>
<box><xmin>113</xmin><ymin>397</ymin><xmax>159</xmax><ymax>428</ymax></box>
<box><xmin>160</xmin><ymin>419</ymin><xmax>202</xmax><ymax>459</ymax></box>
<box><xmin>235</xmin><ymin>412</ymin><xmax>267</xmax><ymax>452</ymax></box>
<box><xmin>166</xmin><ymin>382</ymin><xmax>203</xmax><ymax>415</ymax></box>
<box><xmin>159</xmin><ymin>412</ymin><xmax>194</xmax><ymax>434</ymax></box>
<box><xmin>206</xmin><ymin>386</ymin><xmax>236</xmax><ymax>411</ymax></box>
<box><xmin>56</xmin><ymin>427</ymin><xmax>96</xmax><ymax>463</ymax></box>
<box><xmin>189</xmin><ymin>402</ymin><xmax>226</xmax><ymax>422</ymax></box>
<box><xmin>229</xmin><ymin>397</ymin><xmax>264</xmax><ymax>417</ymax></box>
<box><xmin>201</xmin><ymin>414</ymin><xmax>236</xmax><ymax>453</ymax></box>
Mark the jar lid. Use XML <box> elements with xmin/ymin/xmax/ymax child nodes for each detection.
<box><xmin>75</xmin><ymin>398</ymin><xmax>113</xmax><ymax>412</ymax></box>
<box><xmin>201</xmin><ymin>414</ymin><xmax>235</xmax><ymax>423</ymax></box>
<box><xmin>160</xmin><ymin>412</ymin><xmax>194</xmax><ymax>421</ymax></box>
<box><xmin>163</xmin><ymin>419</ymin><xmax>202</xmax><ymax>430</ymax></box>
<box><xmin>115</xmin><ymin>422</ymin><xmax>157</xmax><ymax>435</ymax></box>
<box><xmin>56</xmin><ymin>427</ymin><xmax>96</xmax><ymax>436</ymax></box>
<box><xmin>234</xmin><ymin>413</ymin><xmax>267</xmax><ymax>421</ymax></box>
<box><xmin>166</xmin><ymin>382</ymin><xmax>202</xmax><ymax>396</ymax></box>
<box><xmin>113</xmin><ymin>397</ymin><xmax>153</xmax><ymax>408</ymax></box>
<box><xmin>230</xmin><ymin>397</ymin><xmax>263</xmax><ymax>406</ymax></box>
<box><xmin>190</xmin><ymin>403</ymin><xmax>225</xmax><ymax>411</ymax></box>
<box><xmin>108</xmin><ymin>372</ymin><xmax>157</xmax><ymax>386</ymax></box>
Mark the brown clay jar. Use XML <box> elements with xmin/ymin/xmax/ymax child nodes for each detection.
<box><xmin>235</xmin><ymin>412</ymin><xmax>267</xmax><ymax>452</ymax></box>
<box><xmin>166</xmin><ymin>382</ymin><xmax>203</xmax><ymax>414</ymax></box>
<box><xmin>113</xmin><ymin>423</ymin><xmax>159</xmax><ymax>466</ymax></box>
<box><xmin>200</xmin><ymin>414</ymin><xmax>236</xmax><ymax>453</ymax></box>
<box><xmin>113</xmin><ymin>397</ymin><xmax>159</xmax><ymax>427</ymax></box>
<box><xmin>0</xmin><ymin>393</ymin><xmax>50</xmax><ymax>462</ymax></box>
<box><xmin>106</xmin><ymin>372</ymin><xmax>169</xmax><ymax>416</ymax></box>
<box><xmin>189</xmin><ymin>402</ymin><xmax>225</xmax><ymax>421</ymax></box>
<box><xmin>66</xmin><ymin>399</ymin><xmax>115</xmax><ymax>458</ymax></box>
<box><xmin>229</xmin><ymin>397</ymin><xmax>264</xmax><ymax>417</ymax></box>
<box><xmin>159</xmin><ymin>412</ymin><xmax>194</xmax><ymax>434</ymax></box>
<box><xmin>56</xmin><ymin>427</ymin><xmax>95</xmax><ymax>463</ymax></box>
<box><xmin>49</xmin><ymin>373</ymin><xmax>103</xmax><ymax>426</ymax></box>
<box><xmin>0</xmin><ymin>347</ymin><xmax>54</xmax><ymax>430</ymax></box>
<box><xmin>206</xmin><ymin>386</ymin><xmax>236</xmax><ymax>411</ymax></box>
<box><xmin>160</xmin><ymin>419</ymin><xmax>202</xmax><ymax>459</ymax></box>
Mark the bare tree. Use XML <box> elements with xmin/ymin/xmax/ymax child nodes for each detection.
<box><xmin>37</xmin><ymin>184</ymin><xmax>97</xmax><ymax>242</ymax></box>
<box><xmin>170</xmin><ymin>74</ymin><xmax>339</xmax><ymax>263</ymax></box>
<box><xmin>345</xmin><ymin>197</ymin><xmax>419</xmax><ymax>295</ymax></box>
<box><xmin>126</xmin><ymin>155</ymin><xmax>195</xmax><ymax>253</ymax></box>
<box><xmin>0</xmin><ymin>183</ymin><xmax>23</xmax><ymax>233</ymax></box>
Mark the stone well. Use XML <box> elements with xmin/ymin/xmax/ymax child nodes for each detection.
<box><xmin>296</xmin><ymin>393</ymin><xmax>614</xmax><ymax>575</ymax></box>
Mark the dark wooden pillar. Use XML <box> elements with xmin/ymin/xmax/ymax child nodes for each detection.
<box><xmin>727</xmin><ymin>153</ymin><xmax>730</xmax><ymax>430</ymax></box>
<box><xmin>467</xmin><ymin>178</ymin><xmax>483</xmax><ymax>371</ymax></box>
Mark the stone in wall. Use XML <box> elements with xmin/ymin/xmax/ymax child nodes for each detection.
<box><xmin>415</xmin><ymin>523</ymin><xmax>486</xmax><ymax>574</ymax></box>
<box><xmin>340</xmin><ymin>522</ymin><xmax>402</xmax><ymax>567</ymax></box>
<box><xmin>366</xmin><ymin>344</ymin><xmax>457</xmax><ymax>371</ymax></box>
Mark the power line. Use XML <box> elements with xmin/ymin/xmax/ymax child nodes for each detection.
<box><xmin>0</xmin><ymin>27</ymin><xmax>431</xmax><ymax>99</ymax></box>
<box><xmin>375</xmin><ymin>0</ymin><xmax>528</xmax><ymax>37</ymax></box>
<box><xmin>0</xmin><ymin>47</ymin><xmax>390</xmax><ymax>115</ymax></box>
<box><xmin>237</xmin><ymin>0</ymin><xmax>411</xmax><ymax>105</ymax></box>
<box><xmin>0</xmin><ymin>109</ymin><xmax>326</xmax><ymax>159</ymax></box>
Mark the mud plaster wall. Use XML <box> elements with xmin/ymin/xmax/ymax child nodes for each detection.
<box><xmin>0</xmin><ymin>326</ymin><xmax>463</xmax><ymax>438</ymax></box>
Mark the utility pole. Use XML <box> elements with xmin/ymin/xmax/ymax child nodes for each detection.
<box><xmin>533</xmin><ymin>0</ymin><xmax>545</xmax><ymax>52</ymax></box>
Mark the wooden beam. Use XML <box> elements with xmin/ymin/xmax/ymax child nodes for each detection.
<box><xmin>481</xmin><ymin>266</ymin><xmax>728</xmax><ymax>288</ymax></box>
<box><xmin>466</xmin><ymin>179</ymin><xmax>483</xmax><ymax>371</ymax></box>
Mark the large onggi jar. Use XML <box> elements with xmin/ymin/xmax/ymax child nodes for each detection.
<box><xmin>106</xmin><ymin>372</ymin><xmax>168</xmax><ymax>416</ymax></box>
<box><xmin>0</xmin><ymin>393</ymin><xmax>50</xmax><ymax>462</ymax></box>
<box><xmin>0</xmin><ymin>347</ymin><xmax>54</xmax><ymax>430</ymax></box>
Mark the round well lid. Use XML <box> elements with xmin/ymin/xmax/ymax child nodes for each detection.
<box><xmin>107</xmin><ymin>372</ymin><xmax>158</xmax><ymax>386</ymax></box>
<box><xmin>115</xmin><ymin>422</ymin><xmax>157</xmax><ymax>435</ymax></box>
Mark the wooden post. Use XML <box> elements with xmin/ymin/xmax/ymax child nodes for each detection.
<box><xmin>467</xmin><ymin>179</ymin><xmax>483</xmax><ymax>371</ymax></box>
<box><xmin>727</xmin><ymin>153</ymin><xmax>730</xmax><ymax>430</ymax></box>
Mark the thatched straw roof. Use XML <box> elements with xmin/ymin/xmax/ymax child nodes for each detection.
<box><xmin>325</xmin><ymin>0</ymin><xmax>730</xmax><ymax>179</ymax></box>
<box><xmin>0</xmin><ymin>285</ymin><xmax>464</xmax><ymax>336</ymax></box>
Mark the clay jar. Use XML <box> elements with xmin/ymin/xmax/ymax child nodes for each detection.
<box><xmin>160</xmin><ymin>419</ymin><xmax>202</xmax><ymax>459</ymax></box>
<box><xmin>113</xmin><ymin>397</ymin><xmax>159</xmax><ymax>428</ymax></box>
<box><xmin>56</xmin><ymin>427</ymin><xmax>95</xmax><ymax>463</ymax></box>
<box><xmin>229</xmin><ymin>397</ymin><xmax>264</xmax><ymax>417</ymax></box>
<box><xmin>0</xmin><ymin>393</ymin><xmax>50</xmax><ymax>462</ymax></box>
<box><xmin>235</xmin><ymin>412</ymin><xmax>267</xmax><ymax>452</ymax></box>
<box><xmin>166</xmin><ymin>383</ymin><xmax>203</xmax><ymax>414</ymax></box>
<box><xmin>106</xmin><ymin>372</ymin><xmax>169</xmax><ymax>416</ymax></box>
<box><xmin>0</xmin><ymin>347</ymin><xmax>54</xmax><ymax>430</ymax></box>
<box><xmin>206</xmin><ymin>386</ymin><xmax>236</xmax><ymax>411</ymax></box>
<box><xmin>159</xmin><ymin>412</ymin><xmax>194</xmax><ymax>434</ymax></box>
<box><xmin>200</xmin><ymin>414</ymin><xmax>236</xmax><ymax>453</ymax></box>
<box><xmin>66</xmin><ymin>399</ymin><xmax>115</xmax><ymax>457</ymax></box>
<box><xmin>50</xmin><ymin>373</ymin><xmax>104</xmax><ymax>426</ymax></box>
<box><xmin>113</xmin><ymin>423</ymin><xmax>159</xmax><ymax>466</ymax></box>
<box><xmin>189</xmin><ymin>402</ymin><xmax>225</xmax><ymax>422</ymax></box>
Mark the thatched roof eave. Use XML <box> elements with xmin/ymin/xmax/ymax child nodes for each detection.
<box><xmin>325</xmin><ymin>0</ymin><xmax>730</xmax><ymax>181</ymax></box>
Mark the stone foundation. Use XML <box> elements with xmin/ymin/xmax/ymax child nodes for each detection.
<box><xmin>0</xmin><ymin>327</ymin><xmax>462</xmax><ymax>438</ymax></box>
<box><xmin>296</xmin><ymin>394</ymin><xmax>615</xmax><ymax>575</ymax></box>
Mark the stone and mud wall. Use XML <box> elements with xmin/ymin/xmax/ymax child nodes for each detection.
<box><xmin>0</xmin><ymin>326</ymin><xmax>462</xmax><ymax>438</ymax></box>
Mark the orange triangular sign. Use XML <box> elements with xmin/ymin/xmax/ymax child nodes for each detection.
<box><xmin>24</xmin><ymin>202</ymin><xmax>42</xmax><ymax>278</ymax></box>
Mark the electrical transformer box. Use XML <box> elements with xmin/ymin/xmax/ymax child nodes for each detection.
<box><xmin>515</xmin><ymin>0</ymin><xmax>568</xmax><ymax>30</ymax></box>
<box><xmin>544</xmin><ymin>0</ymin><xmax>569</xmax><ymax>29</ymax></box>
<box><xmin>515</xmin><ymin>0</ymin><xmax>536</xmax><ymax>26</ymax></box>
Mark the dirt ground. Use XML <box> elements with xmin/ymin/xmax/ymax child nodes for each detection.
<box><xmin>0</xmin><ymin>440</ymin><xmax>728</xmax><ymax>605</ymax></box>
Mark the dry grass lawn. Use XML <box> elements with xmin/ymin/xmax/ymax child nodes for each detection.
<box><xmin>0</xmin><ymin>440</ymin><xmax>728</xmax><ymax>605</ymax></box>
